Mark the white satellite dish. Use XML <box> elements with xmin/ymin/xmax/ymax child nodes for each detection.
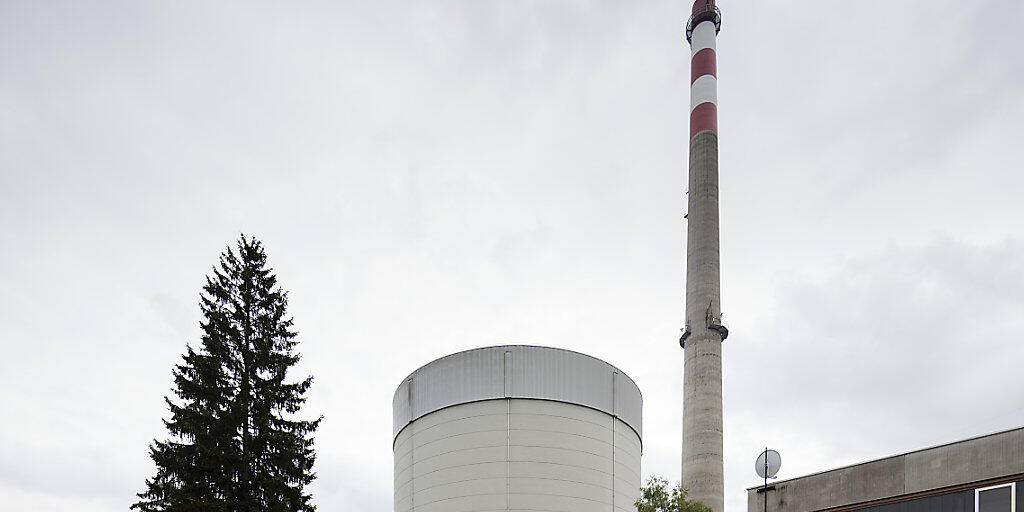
<box><xmin>755</xmin><ymin>449</ymin><xmax>781</xmax><ymax>479</ymax></box>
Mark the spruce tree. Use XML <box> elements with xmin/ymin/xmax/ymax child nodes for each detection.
<box><xmin>134</xmin><ymin>235</ymin><xmax>321</xmax><ymax>512</ymax></box>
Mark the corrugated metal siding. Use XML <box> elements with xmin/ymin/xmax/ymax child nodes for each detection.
<box><xmin>392</xmin><ymin>345</ymin><xmax>643</xmax><ymax>442</ymax></box>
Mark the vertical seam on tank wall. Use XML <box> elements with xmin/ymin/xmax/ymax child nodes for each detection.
<box><xmin>407</xmin><ymin>377</ymin><xmax>414</xmax><ymax>512</ymax></box>
<box><xmin>613</xmin><ymin>371</ymin><xmax>618</xmax><ymax>512</ymax></box>
<box><xmin>505</xmin><ymin>350</ymin><xmax>512</xmax><ymax>512</ymax></box>
<box><xmin>506</xmin><ymin>398</ymin><xmax>511</xmax><ymax>511</ymax></box>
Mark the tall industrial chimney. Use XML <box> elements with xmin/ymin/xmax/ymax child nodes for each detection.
<box><xmin>680</xmin><ymin>1</ymin><xmax>726</xmax><ymax>512</ymax></box>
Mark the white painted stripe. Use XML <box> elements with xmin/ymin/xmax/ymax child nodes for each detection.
<box><xmin>690</xmin><ymin>74</ymin><xmax>717</xmax><ymax>112</ymax></box>
<box><xmin>690</xmin><ymin>20</ymin><xmax>717</xmax><ymax>56</ymax></box>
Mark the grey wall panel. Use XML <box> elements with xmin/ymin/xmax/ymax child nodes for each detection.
<box><xmin>417</xmin><ymin>480</ymin><xmax>505</xmax><ymax>510</ymax></box>
<box><xmin>509</xmin><ymin>493</ymin><xmax>609</xmax><ymax>511</ymax></box>
<box><xmin>414</xmin><ymin>493</ymin><xmax>505</xmax><ymax>512</ymax></box>
<box><xmin>616</xmin><ymin>491</ymin><xmax>641</xmax><ymax>512</ymax></box>
<box><xmin>510</xmin><ymin>460</ymin><xmax>609</xmax><ymax>487</ymax></box>
<box><xmin>393</xmin><ymin>346</ymin><xmax>642</xmax><ymax>441</ymax></box>
<box><xmin>412</xmin><ymin>462</ymin><xmax>506</xmax><ymax>494</ymax></box>
<box><xmin>411</xmin><ymin>447</ymin><xmax>507</xmax><ymax>479</ymax></box>
<box><xmin>412</xmin><ymin>430</ymin><xmax>506</xmax><ymax>462</ymax></box>
<box><xmin>905</xmin><ymin>428</ymin><xmax>1024</xmax><ymax>492</ymax></box>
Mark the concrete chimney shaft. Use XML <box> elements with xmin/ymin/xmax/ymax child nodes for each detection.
<box><xmin>681</xmin><ymin>1</ymin><xmax>725</xmax><ymax>512</ymax></box>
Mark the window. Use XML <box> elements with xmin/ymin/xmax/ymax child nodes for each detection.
<box><xmin>977</xmin><ymin>483</ymin><xmax>1016</xmax><ymax>512</ymax></box>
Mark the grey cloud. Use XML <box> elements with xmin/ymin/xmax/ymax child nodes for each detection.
<box><xmin>723</xmin><ymin>238</ymin><xmax>1024</xmax><ymax>511</ymax></box>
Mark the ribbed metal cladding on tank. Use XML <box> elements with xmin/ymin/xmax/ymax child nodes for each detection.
<box><xmin>392</xmin><ymin>345</ymin><xmax>642</xmax><ymax>441</ymax></box>
<box><xmin>392</xmin><ymin>345</ymin><xmax>643</xmax><ymax>512</ymax></box>
<box><xmin>682</xmin><ymin>2</ymin><xmax>725</xmax><ymax>512</ymax></box>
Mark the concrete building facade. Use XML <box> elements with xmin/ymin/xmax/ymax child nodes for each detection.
<box><xmin>393</xmin><ymin>345</ymin><xmax>642</xmax><ymax>512</ymax></box>
<box><xmin>747</xmin><ymin>427</ymin><xmax>1024</xmax><ymax>512</ymax></box>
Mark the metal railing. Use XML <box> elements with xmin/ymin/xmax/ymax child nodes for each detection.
<box><xmin>685</xmin><ymin>4</ymin><xmax>722</xmax><ymax>43</ymax></box>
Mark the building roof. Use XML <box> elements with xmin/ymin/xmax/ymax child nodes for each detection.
<box><xmin>746</xmin><ymin>426</ymin><xmax>1024</xmax><ymax>512</ymax></box>
<box><xmin>746</xmin><ymin>426</ymin><xmax>1024</xmax><ymax>491</ymax></box>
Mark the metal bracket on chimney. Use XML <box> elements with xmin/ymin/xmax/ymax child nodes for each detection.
<box><xmin>706</xmin><ymin>303</ymin><xmax>729</xmax><ymax>341</ymax></box>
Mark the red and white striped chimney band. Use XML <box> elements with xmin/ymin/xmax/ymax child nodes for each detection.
<box><xmin>689</xmin><ymin>6</ymin><xmax>718</xmax><ymax>138</ymax></box>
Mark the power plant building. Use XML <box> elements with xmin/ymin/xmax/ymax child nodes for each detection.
<box><xmin>393</xmin><ymin>345</ymin><xmax>642</xmax><ymax>512</ymax></box>
<box><xmin>748</xmin><ymin>427</ymin><xmax>1024</xmax><ymax>512</ymax></box>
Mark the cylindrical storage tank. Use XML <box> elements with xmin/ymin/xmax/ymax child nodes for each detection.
<box><xmin>393</xmin><ymin>345</ymin><xmax>642</xmax><ymax>512</ymax></box>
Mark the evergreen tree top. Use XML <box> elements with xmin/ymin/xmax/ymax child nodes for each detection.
<box><xmin>134</xmin><ymin>234</ymin><xmax>320</xmax><ymax>512</ymax></box>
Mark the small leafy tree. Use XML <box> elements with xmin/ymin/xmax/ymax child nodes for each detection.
<box><xmin>134</xmin><ymin>235</ymin><xmax>321</xmax><ymax>512</ymax></box>
<box><xmin>636</xmin><ymin>476</ymin><xmax>714</xmax><ymax>512</ymax></box>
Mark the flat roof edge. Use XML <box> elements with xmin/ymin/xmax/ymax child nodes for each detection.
<box><xmin>746</xmin><ymin>425</ymin><xmax>1024</xmax><ymax>491</ymax></box>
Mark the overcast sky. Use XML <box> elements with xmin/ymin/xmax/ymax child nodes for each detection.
<box><xmin>2</xmin><ymin>1</ymin><xmax>1024</xmax><ymax>511</ymax></box>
